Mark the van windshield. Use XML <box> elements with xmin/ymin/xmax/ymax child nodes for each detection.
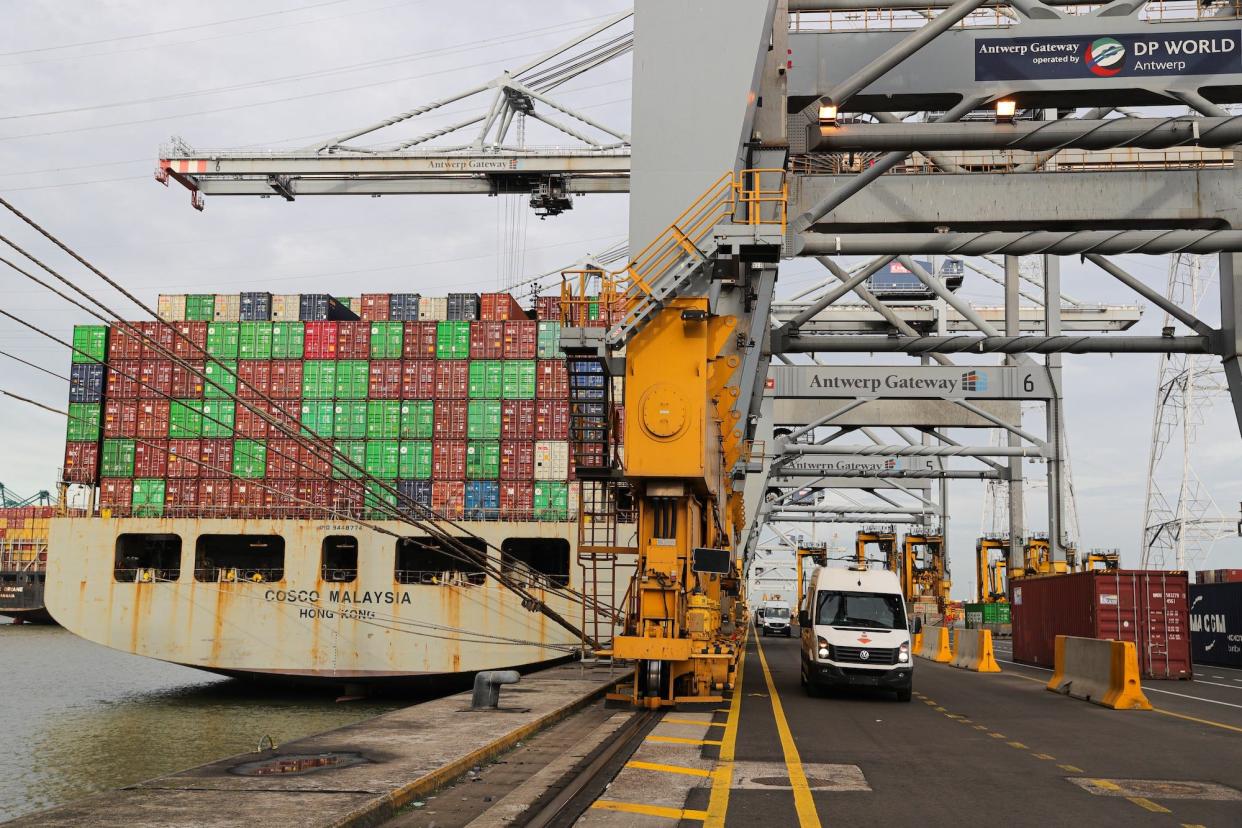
<box><xmin>816</xmin><ymin>590</ymin><xmax>905</xmax><ymax>630</ymax></box>
<box><xmin>765</xmin><ymin>607</ymin><xmax>790</xmax><ymax>619</ymax></box>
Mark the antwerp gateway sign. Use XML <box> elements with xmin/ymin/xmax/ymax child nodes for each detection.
<box><xmin>975</xmin><ymin>29</ymin><xmax>1240</xmax><ymax>80</ymax></box>
<box><xmin>768</xmin><ymin>366</ymin><xmax>1052</xmax><ymax>400</ymax></box>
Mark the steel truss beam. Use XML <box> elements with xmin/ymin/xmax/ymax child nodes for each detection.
<box><xmin>782</xmin><ymin>444</ymin><xmax>1045</xmax><ymax>458</ymax></box>
<box><xmin>798</xmin><ymin>231</ymin><xmax>1242</xmax><ymax>256</ymax></box>
<box><xmin>780</xmin><ymin>335</ymin><xmax>1214</xmax><ymax>354</ymax></box>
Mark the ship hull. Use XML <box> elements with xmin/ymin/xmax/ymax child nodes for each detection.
<box><xmin>0</xmin><ymin>571</ymin><xmax>53</xmax><ymax>624</ymax></box>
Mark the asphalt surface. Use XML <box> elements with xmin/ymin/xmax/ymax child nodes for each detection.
<box><xmin>705</xmin><ymin>631</ymin><xmax>1242</xmax><ymax>827</ymax></box>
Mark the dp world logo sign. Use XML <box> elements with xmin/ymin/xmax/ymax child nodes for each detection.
<box><xmin>1085</xmin><ymin>37</ymin><xmax>1125</xmax><ymax>77</ymax></box>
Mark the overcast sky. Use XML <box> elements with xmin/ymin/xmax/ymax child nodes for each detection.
<box><xmin>1</xmin><ymin>2</ymin><xmax>1238</xmax><ymax>598</ymax></box>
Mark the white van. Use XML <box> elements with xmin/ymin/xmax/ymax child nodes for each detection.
<box><xmin>756</xmin><ymin>602</ymin><xmax>792</xmax><ymax>637</ymax></box>
<box><xmin>798</xmin><ymin>565</ymin><xmax>913</xmax><ymax>702</ymax></box>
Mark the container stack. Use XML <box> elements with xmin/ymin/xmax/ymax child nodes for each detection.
<box><xmin>61</xmin><ymin>291</ymin><xmax>601</xmax><ymax>522</ymax></box>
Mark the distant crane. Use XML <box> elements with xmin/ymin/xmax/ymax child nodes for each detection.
<box><xmin>0</xmin><ymin>483</ymin><xmax>53</xmax><ymax>508</ymax></box>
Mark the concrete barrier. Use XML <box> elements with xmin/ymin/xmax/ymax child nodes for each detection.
<box><xmin>916</xmin><ymin>624</ymin><xmax>952</xmax><ymax>663</ymax></box>
<box><xmin>912</xmin><ymin>631</ymin><xmax>923</xmax><ymax>655</ymax></box>
<box><xmin>950</xmin><ymin>628</ymin><xmax>1001</xmax><ymax>673</ymax></box>
<box><xmin>1045</xmin><ymin>635</ymin><xmax>1152</xmax><ymax>710</ymax></box>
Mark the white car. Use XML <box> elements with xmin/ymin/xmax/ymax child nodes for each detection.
<box><xmin>757</xmin><ymin>603</ymin><xmax>792</xmax><ymax>637</ymax></box>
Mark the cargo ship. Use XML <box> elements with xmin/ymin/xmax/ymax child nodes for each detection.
<box><xmin>1</xmin><ymin>506</ymin><xmax>57</xmax><ymax>623</ymax></box>
<box><xmin>49</xmin><ymin>290</ymin><xmax>635</xmax><ymax>688</ymax></box>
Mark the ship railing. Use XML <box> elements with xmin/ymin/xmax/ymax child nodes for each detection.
<box><xmin>394</xmin><ymin>570</ymin><xmax>486</xmax><ymax>587</ymax></box>
<box><xmin>115</xmin><ymin>567</ymin><xmax>181</xmax><ymax>583</ymax></box>
<box><xmin>194</xmin><ymin>567</ymin><xmax>285</xmax><ymax>584</ymax></box>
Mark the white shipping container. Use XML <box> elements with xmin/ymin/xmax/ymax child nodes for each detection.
<box><xmin>213</xmin><ymin>294</ymin><xmax>241</xmax><ymax>321</ymax></box>
<box><xmin>157</xmin><ymin>294</ymin><xmax>186</xmax><ymax>322</ymax></box>
<box><xmin>568</xmin><ymin>481</ymin><xmax>580</xmax><ymax>517</ymax></box>
<box><xmin>419</xmin><ymin>296</ymin><xmax>448</xmax><ymax>321</ymax></box>
<box><xmin>270</xmin><ymin>294</ymin><xmax>301</xmax><ymax>321</ymax></box>
<box><xmin>534</xmin><ymin>440</ymin><xmax>569</xmax><ymax>480</ymax></box>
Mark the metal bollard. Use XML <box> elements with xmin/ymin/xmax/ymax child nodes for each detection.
<box><xmin>471</xmin><ymin>670</ymin><xmax>520</xmax><ymax>709</ymax></box>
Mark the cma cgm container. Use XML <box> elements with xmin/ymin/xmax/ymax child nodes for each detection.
<box><xmin>1012</xmin><ymin>570</ymin><xmax>1191</xmax><ymax>680</ymax></box>
<box><xmin>1189</xmin><ymin>582</ymin><xmax>1242</xmax><ymax>668</ymax></box>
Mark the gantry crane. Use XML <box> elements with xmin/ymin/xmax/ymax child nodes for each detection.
<box><xmin>903</xmin><ymin>533</ymin><xmax>950</xmax><ymax>610</ymax></box>
<box><xmin>855</xmin><ymin>526</ymin><xmax>897</xmax><ymax>570</ymax></box>
<box><xmin>976</xmin><ymin>535</ymin><xmax>1009</xmax><ymax>603</ymax></box>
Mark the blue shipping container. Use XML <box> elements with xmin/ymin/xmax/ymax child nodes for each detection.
<box><xmin>464</xmin><ymin>480</ymin><xmax>499</xmax><ymax>519</ymax></box>
<box><xmin>397</xmin><ymin>479</ymin><xmax>433</xmax><ymax>514</ymax></box>
<box><xmin>1190</xmin><ymin>582</ymin><xmax>1242</xmax><ymax>668</ymax></box>
<box><xmin>389</xmin><ymin>293</ymin><xmax>422</xmax><ymax>321</ymax></box>
<box><xmin>68</xmin><ymin>363</ymin><xmax>106</xmax><ymax>403</ymax></box>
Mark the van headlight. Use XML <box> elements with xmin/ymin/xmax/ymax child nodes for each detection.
<box><xmin>899</xmin><ymin>642</ymin><xmax>910</xmax><ymax>663</ymax></box>
<box><xmin>817</xmin><ymin>636</ymin><xmax>829</xmax><ymax>659</ymax></box>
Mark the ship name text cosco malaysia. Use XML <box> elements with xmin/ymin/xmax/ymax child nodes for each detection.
<box><xmin>264</xmin><ymin>588</ymin><xmax>412</xmax><ymax>621</ymax></box>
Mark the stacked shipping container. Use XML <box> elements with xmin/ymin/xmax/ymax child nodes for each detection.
<box><xmin>63</xmin><ymin>292</ymin><xmax>602</xmax><ymax>522</ymax></box>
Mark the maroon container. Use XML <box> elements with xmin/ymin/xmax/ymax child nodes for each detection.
<box><xmin>535</xmin><ymin>360</ymin><xmax>568</xmax><ymax>399</ymax></box>
<box><xmin>197</xmin><ymin>479</ymin><xmax>233</xmax><ymax>512</ymax></box>
<box><xmin>138</xmin><ymin>360</ymin><xmax>174</xmax><ymax>399</ymax></box>
<box><xmin>500</xmin><ymin>440</ymin><xmax>535</xmax><ymax>480</ymax></box>
<box><xmin>304</xmin><ymin>321</ymin><xmax>338</xmax><ymax>359</ymax></box>
<box><xmin>1196</xmin><ymin>569</ymin><xmax>1242</xmax><ymax>584</ymax></box>
<box><xmin>231</xmin><ymin>479</ymin><xmax>266</xmax><ymax>511</ymax></box>
<box><xmin>369</xmin><ymin>360</ymin><xmax>402</xmax><ymax>399</ymax></box>
<box><xmin>235</xmin><ymin>401</ymin><xmax>270</xmax><ymax>439</ymax></box>
<box><xmin>263</xmin><ymin>479</ymin><xmax>300</xmax><ymax>515</ymax></box>
<box><xmin>238</xmin><ymin>360</ymin><xmax>272</xmax><ymax>399</ymax></box>
<box><xmin>435</xmin><ymin>400</ymin><xmax>468</xmax><ymax>440</ymax></box>
<box><xmin>134</xmin><ymin>439</ymin><xmax>168</xmax><ymax>478</ymax></box>
<box><xmin>299</xmin><ymin>479</ymin><xmax>331</xmax><ymax>514</ymax></box>
<box><xmin>270</xmin><ymin>400</ymin><xmax>301</xmax><ymax>437</ymax></box>
<box><xmin>270</xmin><ymin>360</ymin><xmax>303</xmax><ymax>398</ymax></box>
<box><xmin>534</xmin><ymin>399</ymin><xmax>570</xmax><ymax>440</ymax></box>
<box><xmin>470</xmin><ymin>321</ymin><xmax>505</xmax><ymax>359</ymax></box>
<box><xmin>334</xmin><ymin>480</ymin><xmax>365</xmax><ymax>514</ymax></box>
<box><xmin>433</xmin><ymin>441</ymin><xmax>467</xmax><ymax>480</ymax></box>
<box><xmin>171</xmin><ymin>360</ymin><xmax>205</xmax><ymax>398</ymax></box>
<box><xmin>534</xmin><ymin>295</ymin><xmax>561</xmax><ymax>322</ymax></box>
<box><xmin>432</xmin><ymin>480</ymin><xmax>465</xmax><ymax>518</ymax></box>
<box><xmin>199</xmin><ymin>439</ymin><xmax>234</xmax><ymax>478</ymax></box>
<box><xmin>172</xmin><ymin>321</ymin><xmax>208</xmax><ymax>357</ymax></box>
<box><xmin>165</xmin><ymin>478</ymin><xmax>199</xmax><ymax>514</ymax></box>
<box><xmin>501</xmin><ymin>399</ymin><xmax>536</xmax><ymax>441</ymax></box>
<box><xmin>107</xmin><ymin>360</ymin><xmax>141</xmax><ymax>399</ymax></box>
<box><xmin>360</xmin><ymin>293</ymin><xmax>390</xmax><ymax>321</ymax></box>
<box><xmin>503</xmin><ymin>320</ymin><xmax>537</xmax><ymax>359</ymax></box>
<box><xmin>1012</xmin><ymin>569</ymin><xmax>1192</xmax><ymax>680</ymax></box>
<box><xmin>107</xmin><ymin>326</ymin><xmax>143</xmax><ymax>361</ymax></box>
<box><xmin>402</xmin><ymin>322</ymin><xmax>438</xmax><ymax>359</ymax></box>
<box><xmin>166</xmin><ymin>440</ymin><xmax>201</xmax><ymax>478</ymax></box>
<box><xmin>136</xmin><ymin>400</ymin><xmax>170</xmax><ymax>439</ymax></box>
<box><xmin>480</xmin><ymin>293</ymin><xmax>527</xmax><ymax>321</ymax></box>
<box><xmin>435</xmin><ymin>360</ymin><xmax>469</xmax><ymax>399</ymax></box>
<box><xmin>266</xmin><ymin>438</ymin><xmax>301</xmax><ymax>478</ymax></box>
<box><xmin>402</xmin><ymin>360</ymin><xmax>436</xmax><ymax>399</ymax></box>
<box><xmin>298</xmin><ymin>442</ymin><xmax>332</xmax><ymax>480</ymax></box>
<box><xmin>62</xmin><ymin>441</ymin><xmax>100</xmax><ymax>483</ymax></box>
<box><xmin>103</xmin><ymin>399</ymin><xmax>138</xmax><ymax>438</ymax></box>
<box><xmin>336</xmin><ymin>321</ymin><xmax>371</xmax><ymax>359</ymax></box>
<box><xmin>100</xmin><ymin>478</ymin><xmax>133</xmax><ymax>512</ymax></box>
<box><xmin>139</xmin><ymin>321</ymin><xmax>176</xmax><ymax>360</ymax></box>
<box><xmin>500</xmin><ymin>480</ymin><xmax>533</xmax><ymax>520</ymax></box>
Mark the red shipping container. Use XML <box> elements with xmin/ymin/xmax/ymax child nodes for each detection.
<box><xmin>235</xmin><ymin>401</ymin><xmax>270</xmax><ymax>439</ymax></box>
<box><xmin>298</xmin><ymin>442</ymin><xmax>333</xmax><ymax>480</ymax></box>
<box><xmin>103</xmin><ymin>399</ymin><xmax>138</xmax><ymax>438</ymax></box>
<box><xmin>480</xmin><ymin>292</ymin><xmax>528</xmax><ymax>321</ymax></box>
<box><xmin>304</xmin><ymin>321</ymin><xmax>339</xmax><ymax>359</ymax></box>
<box><xmin>503</xmin><ymin>320</ymin><xmax>537</xmax><ymax>359</ymax></box>
<box><xmin>266</xmin><ymin>438</ymin><xmax>301</xmax><ymax>478</ymax></box>
<box><xmin>613</xmin><ymin>403</ymin><xmax>625</xmax><ymax>444</ymax></box>
<box><xmin>107</xmin><ymin>360</ymin><xmax>141</xmax><ymax>399</ymax></box>
<box><xmin>269</xmin><ymin>400</ymin><xmax>302</xmax><ymax>437</ymax></box>
<box><xmin>334</xmin><ymin>480</ymin><xmax>365</xmax><ymax>514</ymax></box>
<box><xmin>1012</xmin><ymin>569</ymin><xmax>1191</xmax><ymax>680</ymax></box>
<box><xmin>535</xmin><ymin>360</ymin><xmax>568</xmax><ymax>399</ymax></box>
<box><xmin>401</xmin><ymin>360</ymin><xmax>436</xmax><ymax>399</ymax></box>
<box><xmin>138</xmin><ymin>360</ymin><xmax>174</xmax><ymax>399</ymax></box>
<box><xmin>231</xmin><ymin>480</ymin><xmax>266</xmax><ymax>511</ymax></box>
<box><xmin>469</xmin><ymin>320</ymin><xmax>505</xmax><ymax>359</ymax></box>
<box><xmin>435</xmin><ymin>360</ymin><xmax>469</xmax><ymax>399</ymax></box>
<box><xmin>369</xmin><ymin>360</ymin><xmax>403</xmax><ymax>399</ymax></box>
<box><xmin>136</xmin><ymin>399</ymin><xmax>170</xmax><ymax>439</ymax></box>
<box><xmin>139</xmin><ymin>321</ymin><xmax>177</xmax><ymax>360</ymax></box>
<box><xmin>433</xmin><ymin>440</ymin><xmax>467</xmax><ymax>480</ymax></box>
<box><xmin>1196</xmin><ymin>569</ymin><xmax>1242</xmax><ymax>584</ymax></box>
<box><xmin>534</xmin><ymin>399</ymin><xmax>570</xmax><ymax>440</ymax></box>
<box><xmin>238</xmin><ymin>360</ymin><xmax>272</xmax><ymax>399</ymax></box>
<box><xmin>165</xmin><ymin>479</ymin><xmax>199</xmax><ymax>514</ymax></box>
<box><xmin>535</xmin><ymin>295</ymin><xmax>561</xmax><ymax>322</ymax></box>
<box><xmin>402</xmin><ymin>322</ymin><xmax>438</xmax><ymax>359</ymax></box>
<box><xmin>501</xmin><ymin>399</ymin><xmax>536</xmax><ymax>441</ymax></box>
<box><xmin>336</xmin><ymin>321</ymin><xmax>371</xmax><ymax>359</ymax></box>
<box><xmin>62</xmin><ymin>442</ymin><xmax>99</xmax><ymax>483</ymax></box>
<box><xmin>171</xmin><ymin>360</ymin><xmax>206</xmax><ymax>398</ymax></box>
<box><xmin>197</xmin><ymin>479</ymin><xmax>233</xmax><ymax>512</ymax></box>
<box><xmin>360</xmin><ymin>293</ymin><xmax>391</xmax><ymax>321</ymax></box>
<box><xmin>299</xmin><ymin>479</ymin><xmax>332</xmax><ymax>515</ymax></box>
<box><xmin>264</xmin><ymin>479</ymin><xmax>301</xmax><ymax>515</ymax></box>
<box><xmin>500</xmin><ymin>440</ymin><xmax>535</xmax><ymax>480</ymax></box>
<box><xmin>107</xmin><ymin>326</ymin><xmax>142</xmax><ymax>361</ymax></box>
<box><xmin>100</xmin><ymin>478</ymin><xmax>133</xmax><ymax>513</ymax></box>
<box><xmin>166</xmin><ymin>440</ymin><xmax>201</xmax><ymax>478</ymax></box>
<box><xmin>134</xmin><ymin>439</ymin><xmax>168</xmax><ymax>478</ymax></box>
<box><xmin>434</xmin><ymin>399</ymin><xmax>468</xmax><ymax>440</ymax></box>
<box><xmin>199</xmin><ymin>439</ymin><xmax>234</xmax><ymax>478</ymax></box>
<box><xmin>500</xmin><ymin>481</ymin><xmax>534</xmax><ymax>520</ymax></box>
<box><xmin>432</xmin><ymin>480</ymin><xmax>465</xmax><ymax>518</ymax></box>
<box><xmin>270</xmin><ymin>360</ymin><xmax>303</xmax><ymax>398</ymax></box>
<box><xmin>173</xmin><ymin>321</ymin><xmax>208</xmax><ymax>357</ymax></box>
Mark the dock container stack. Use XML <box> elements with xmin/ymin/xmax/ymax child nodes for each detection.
<box><xmin>1189</xmin><ymin>580</ymin><xmax>1242</xmax><ymax>668</ymax></box>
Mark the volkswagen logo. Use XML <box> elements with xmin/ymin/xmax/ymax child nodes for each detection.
<box><xmin>859</xmin><ymin>650</ymin><xmax>870</xmax><ymax>661</ymax></box>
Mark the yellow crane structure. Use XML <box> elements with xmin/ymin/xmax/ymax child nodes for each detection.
<box><xmin>855</xmin><ymin>526</ymin><xmax>897</xmax><ymax>570</ymax></box>
<box><xmin>903</xmin><ymin>533</ymin><xmax>950</xmax><ymax>609</ymax></box>
<box><xmin>976</xmin><ymin>535</ymin><xmax>1010</xmax><ymax>603</ymax></box>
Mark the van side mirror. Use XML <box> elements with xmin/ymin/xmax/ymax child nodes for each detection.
<box><xmin>798</xmin><ymin>610</ymin><xmax>810</xmax><ymax>627</ymax></box>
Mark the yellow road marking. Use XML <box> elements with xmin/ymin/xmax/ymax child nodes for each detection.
<box><xmin>756</xmin><ymin>634</ymin><xmax>823</xmax><ymax>828</ymax></box>
<box><xmin>1128</xmin><ymin>797</ymin><xmax>1172</xmax><ymax>814</ymax></box>
<box><xmin>1007</xmin><ymin>742</ymin><xmax>1028</xmax><ymax>749</ymax></box>
<box><xmin>626</xmin><ymin>760</ymin><xmax>713</xmax><ymax>778</ymax></box>
<box><xmin>1032</xmin><ymin>754</ymin><xmax>1055</xmax><ymax>761</ymax></box>
<box><xmin>704</xmin><ymin>630</ymin><xmax>747</xmax><ymax>828</ymax></box>
<box><xmin>989</xmin><ymin>733</ymin><xmax>1006</xmax><ymax>739</ymax></box>
<box><xmin>1059</xmin><ymin>764</ymin><xmax>1084</xmax><ymax>773</ymax></box>
<box><xmin>973</xmin><ymin>724</ymin><xmax>988</xmax><ymax>731</ymax></box>
<box><xmin>934</xmin><ymin>706</ymin><xmax>947</xmax><ymax>712</ymax></box>
<box><xmin>664</xmin><ymin>718</ymin><xmax>726</xmax><ymax>728</ymax></box>
<box><xmin>1183</xmin><ymin>823</ymin><xmax>1208</xmax><ymax>827</ymax></box>
<box><xmin>1155</xmin><ymin>707</ymin><xmax>1242</xmax><ymax>734</ymax></box>
<box><xmin>647</xmin><ymin>735</ymin><xmax>723</xmax><ymax>746</ymax></box>
<box><xmin>1092</xmin><ymin>779</ymin><xmax>1122</xmax><ymax>791</ymax></box>
<box><xmin>591</xmin><ymin>800</ymin><xmax>708</xmax><ymax>821</ymax></box>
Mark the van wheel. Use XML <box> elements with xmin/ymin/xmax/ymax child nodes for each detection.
<box><xmin>896</xmin><ymin>686</ymin><xmax>912</xmax><ymax>703</ymax></box>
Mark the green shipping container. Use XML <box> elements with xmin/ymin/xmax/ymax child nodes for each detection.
<box><xmin>200</xmin><ymin>400</ymin><xmax>236</xmax><ymax>438</ymax></box>
<box><xmin>398</xmin><ymin>441</ymin><xmax>433</xmax><ymax>479</ymax></box>
<box><xmin>205</xmin><ymin>322</ymin><xmax>240</xmax><ymax>358</ymax></box>
<box><xmin>66</xmin><ymin>402</ymin><xmax>101</xmax><ymax>441</ymax></box>
<box><xmin>365</xmin><ymin>440</ymin><xmax>401</xmax><ymax>479</ymax></box>
<box><xmin>131</xmin><ymin>478</ymin><xmax>166</xmax><ymax>517</ymax></box>
<box><xmin>238</xmin><ymin>322</ymin><xmax>274</xmax><ymax>360</ymax></box>
<box><xmin>367</xmin><ymin>400</ymin><xmax>401</xmax><ymax>439</ymax></box>
<box><xmin>302</xmin><ymin>360</ymin><xmax>337</xmax><ymax>399</ymax></box>
<box><xmin>71</xmin><ymin>325</ymin><xmax>108</xmax><ymax>364</ymax></box>
<box><xmin>333</xmin><ymin>401</ymin><xmax>368</xmax><ymax>439</ymax></box>
<box><xmin>233</xmin><ymin>440</ymin><xmax>267</xmax><ymax>478</ymax></box>
<box><xmin>370</xmin><ymin>322</ymin><xmax>404</xmax><ymax>359</ymax></box>
<box><xmin>101</xmin><ymin>439</ymin><xmax>136</xmax><ymax>477</ymax></box>
<box><xmin>203</xmin><ymin>360</ymin><xmax>238</xmax><ymax>399</ymax></box>
<box><xmin>365</xmin><ymin>481</ymin><xmax>397</xmax><ymax>519</ymax></box>
<box><xmin>335</xmin><ymin>360</ymin><xmax>370</xmax><ymax>399</ymax></box>
<box><xmin>399</xmin><ymin>400</ymin><xmax>435</xmax><ymax>439</ymax></box>
<box><xmin>169</xmin><ymin>400</ymin><xmax>204</xmax><ymax>438</ymax></box>
<box><xmin>300</xmin><ymin>401</ymin><xmax>334</xmax><ymax>438</ymax></box>
<box><xmin>466</xmin><ymin>441</ymin><xmax>500</xmax><ymax>479</ymax></box>
<box><xmin>468</xmin><ymin>361</ymin><xmax>504</xmax><ymax>399</ymax></box>
<box><xmin>467</xmin><ymin>400</ymin><xmax>501</xmax><ymax>440</ymax></box>
<box><xmin>271</xmin><ymin>321</ymin><xmax>305</xmax><ymax>359</ymax></box>
<box><xmin>332</xmin><ymin>441</ymin><xmax>367</xmax><ymax>479</ymax></box>
<box><xmin>964</xmin><ymin>602</ymin><xmax>1012</xmax><ymax>628</ymax></box>
<box><xmin>536</xmin><ymin>321</ymin><xmax>562</xmax><ymax>359</ymax></box>
<box><xmin>436</xmin><ymin>321</ymin><xmax>470</xmax><ymax>359</ymax></box>
<box><xmin>185</xmin><ymin>294</ymin><xmax>215</xmax><ymax>321</ymax></box>
<box><xmin>502</xmin><ymin>360</ymin><xmax>536</xmax><ymax>399</ymax></box>
<box><xmin>533</xmin><ymin>481</ymin><xmax>569</xmax><ymax>521</ymax></box>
